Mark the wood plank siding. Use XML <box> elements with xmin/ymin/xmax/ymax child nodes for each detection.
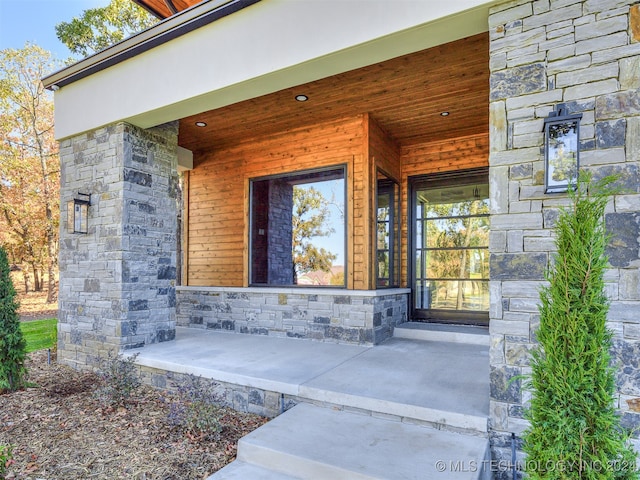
<box><xmin>185</xmin><ymin>118</ymin><xmax>488</xmax><ymax>290</ymax></box>
<box><xmin>367</xmin><ymin>116</ymin><xmax>401</xmax><ymax>289</ymax></box>
<box><xmin>187</xmin><ymin>115</ymin><xmax>369</xmax><ymax>288</ymax></box>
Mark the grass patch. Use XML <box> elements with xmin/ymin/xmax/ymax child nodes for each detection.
<box><xmin>20</xmin><ymin>319</ymin><xmax>57</xmax><ymax>353</ymax></box>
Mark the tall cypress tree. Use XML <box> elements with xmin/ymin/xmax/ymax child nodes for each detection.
<box><xmin>524</xmin><ymin>173</ymin><xmax>637</xmax><ymax>479</ymax></box>
<box><xmin>0</xmin><ymin>246</ymin><xmax>27</xmax><ymax>393</ymax></box>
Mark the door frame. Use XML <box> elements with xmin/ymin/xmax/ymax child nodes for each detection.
<box><xmin>408</xmin><ymin>167</ymin><xmax>489</xmax><ymax>326</ymax></box>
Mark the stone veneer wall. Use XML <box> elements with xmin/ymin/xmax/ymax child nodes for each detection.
<box><xmin>488</xmin><ymin>0</ymin><xmax>640</xmax><ymax>471</ymax></box>
<box><xmin>176</xmin><ymin>287</ymin><xmax>409</xmax><ymax>345</ymax></box>
<box><xmin>58</xmin><ymin>122</ymin><xmax>179</xmax><ymax>369</ymax></box>
<box><xmin>138</xmin><ymin>364</ymin><xmax>294</xmax><ymax>418</ymax></box>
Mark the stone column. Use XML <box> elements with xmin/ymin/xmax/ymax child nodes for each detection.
<box><xmin>58</xmin><ymin>122</ymin><xmax>179</xmax><ymax>369</ymax></box>
<box><xmin>488</xmin><ymin>0</ymin><xmax>640</xmax><ymax>467</ymax></box>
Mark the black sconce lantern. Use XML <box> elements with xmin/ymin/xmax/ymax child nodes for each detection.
<box><xmin>67</xmin><ymin>193</ymin><xmax>91</xmax><ymax>234</ymax></box>
<box><xmin>543</xmin><ymin>103</ymin><xmax>582</xmax><ymax>193</ymax></box>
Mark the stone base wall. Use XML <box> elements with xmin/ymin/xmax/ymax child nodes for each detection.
<box><xmin>138</xmin><ymin>364</ymin><xmax>295</xmax><ymax>418</ymax></box>
<box><xmin>176</xmin><ymin>286</ymin><xmax>409</xmax><ymax>345</ymax></box>
<box><xmin>488</xmin><ymin>0</ymin><xmax>640</xmax><ymax>474</ymax></box>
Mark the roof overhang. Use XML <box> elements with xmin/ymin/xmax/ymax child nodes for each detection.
<box><xmin>44</xmin><ymin>0</ymin><xmax>498</xmax><ymax>141</ymax></box>
<box><xmin>43</xmin><ymin>0</ymin><xmax>256</xmax><ymax>91</ymax></box>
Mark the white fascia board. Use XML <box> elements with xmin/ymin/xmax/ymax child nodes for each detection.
<box><xmin>53</xmin><ymin>0</ymin><xmax>497</xmax><ymax>140</ymax></box>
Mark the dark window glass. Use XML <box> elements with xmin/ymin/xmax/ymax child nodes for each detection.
<box><xmin>377</xmin><ymin>172</ymin><xmax>400</xmax><ymax>288</ymax></box>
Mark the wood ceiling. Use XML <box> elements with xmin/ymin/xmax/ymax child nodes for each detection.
<box><xmin>179</xmin><ymin>32</ymin><xmax>489</xmax><ymax>154</ymax></box>
<box><xmin>133</xmin><ymin>0</ymin><xmax>202</xmax><ymax>19</ymax></box>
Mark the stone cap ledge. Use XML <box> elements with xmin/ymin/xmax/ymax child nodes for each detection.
<box><xmin>176</xmin><ymin>286</ymin><xmax>411</xmax><ymax>297</ymax></box>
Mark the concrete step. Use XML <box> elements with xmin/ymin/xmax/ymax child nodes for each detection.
<box><xmin>211</xmin><ymin>403</ymin><xmax>490</xmax><ymax>480</ymax></box>
<box><xmin>298</xmin><ymin>338</ymin><xmax>489</xmax><ymax>434</ymax></box>
<box><xmin>394</xmin><ymin>322</ymin><xmax>489</xmax><ymax>346</ymax></box>
<box><xmin>210</xmin><ymin>461</ymin><xmax>298</xmax><ymax>479</ymax></box>
<box><xmin>133</xmin><ymin>330</ymin><xmax>489</xmax><ymax>434</ymax></box>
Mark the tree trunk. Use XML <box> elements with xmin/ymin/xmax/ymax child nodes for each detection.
<box><xmin>46</xmin><ymin>263</ymin><xmax>56</xmax><ymax>303</ymax></box>
<box><xmin>456</xmin><ymin>217</ymin><xmax>475</xmax><ymax>310</ymax></box>
<box><xmin>32</xmin><ymin>264</ymin><xmax>42</xmax><ymax>291</ymax></box>
<box><xmin>456</xmin><ymin>251</ymin><xmax>468</xmax><ymax>309</ymax></box>
<box><xmin>22</xmin><ymin>269</ymin><xmax>31</xmax><ymax>294</ymax></box>
<box><xmin>33</xmin><ymin>97</ymin><xmax>58</xmax><ymax>304</ymax></box>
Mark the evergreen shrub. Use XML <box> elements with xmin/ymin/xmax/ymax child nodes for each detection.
<box><xmin>0</xmin><ymin>246</ymin><xmax>27</xmax><ymax>393</ymax></box>
<box><xmin>524</xmin><ymin>174</ymin><xmax>637</xmax><ymax>479</ymax></box>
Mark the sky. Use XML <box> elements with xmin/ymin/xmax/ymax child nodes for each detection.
<box><xmin>0</xmin><ymin>0</ymin><xmax>106</xmax><ymax>61</ymax></box>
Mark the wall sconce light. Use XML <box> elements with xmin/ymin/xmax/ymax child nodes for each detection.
<box><xmin>67</xmin><ymin>193</ymin><xmax>91</xmax><ymax>234</ymax></box>
<box><xmin>543</xmin><ymin>103</ymin><xmax>582</xmax><ymax>193</ymax></box>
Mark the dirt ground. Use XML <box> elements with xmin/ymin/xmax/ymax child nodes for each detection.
<box><xmin>16</xmin><ymin>291</ymin><xmax>57</xmax><ymax>321</ymax></box>
<box><xmin>0</xmin><ymin>352</ymin><xmax>267</xmax><ymax>480</ymax></box>
<box><xmin>10</xmin><ymin>272</ymin><xmax>57</xmax><ymax>321</ymax></box>
<box><xmin>2</xmin><ymin>277</ymin><xmax>268</xmax><ymax>479</ymax></box>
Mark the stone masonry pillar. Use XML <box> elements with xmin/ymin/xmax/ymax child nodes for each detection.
<box><xmin>58</xmin><ymin>122</ymin><xmax>179</xmax><ymax>369</ymax></box>
<box><xmin>488</xmin><ymin>0</ymin><xmax>640</xmax><ymax>470</ymax></box>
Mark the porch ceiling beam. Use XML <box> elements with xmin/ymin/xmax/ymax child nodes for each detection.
<box><xmin>164</xmin><ymin>0</ymin><xmax>179</xmax><ymax>15</ymax></box>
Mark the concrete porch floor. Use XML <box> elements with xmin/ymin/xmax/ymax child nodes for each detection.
<box><xmin>130</xmin><ymin>326</ymin><xmax>490</xmax><ymax>432</ymax></box>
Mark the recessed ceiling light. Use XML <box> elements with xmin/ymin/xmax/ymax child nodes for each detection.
<box><xmin>195</xmin><ymin>121</ymin><xmax>207</xmax><ymax>127</ymax></box>
<box><xmin>295</xmin><ymin>94</ymin><xmax>309</xmax><ymax>102</ymax></box>
<box><xmin>440</xmin><ymin>111</ymin><xmax>450</xmax><ymax>117</ymax></box>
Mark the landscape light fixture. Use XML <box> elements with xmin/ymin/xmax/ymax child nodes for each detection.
<box><xmin>543</xmin><ymin>103</ymin><xmax>582</xmax><ymax>193</ymax></box>
<box><xmin>67</xmin><ymin>193</ymin><xmax>91</xmax><ymax>234</ymax></box>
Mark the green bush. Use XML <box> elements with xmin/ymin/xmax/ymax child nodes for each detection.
<box><xmin>524</xmin><ymin>173</ymin><xmax>637</xmax><ymax>479</ymax></box>
<box><xmin>0</xmin><ymin>246</ymin><xmax>27</xmax><ymax>393</ymax></box>
<box><xmin>94</xmin><ymin>352</ymin><xmax>141</xmax><ymax>407</ymax></box>
<box><xmin>167</xmin><ymin>374</ymin><xmax>223</xmax><ymax>440</ymax></box>
<box><xmin>0</xmin><ymin>443</ymin><xmax>14</xmax><ymax>477</ymax></box>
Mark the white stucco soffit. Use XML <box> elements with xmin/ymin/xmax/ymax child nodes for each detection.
<box><xmin>48</xmin><ymin>0</ymin><xmax>496</xmax><ymax>140</ymax></box>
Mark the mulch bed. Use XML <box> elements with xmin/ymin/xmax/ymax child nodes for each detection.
<box><xmin>0</xmin><ymin>351</ymin><xmax>268</xmax><ymax>479</ymax></box>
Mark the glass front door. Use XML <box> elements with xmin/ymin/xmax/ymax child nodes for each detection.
<box><xmin>412</xmin><ymin>172</ymin><xmax>489</xmax><ymax>325</ymax></box>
